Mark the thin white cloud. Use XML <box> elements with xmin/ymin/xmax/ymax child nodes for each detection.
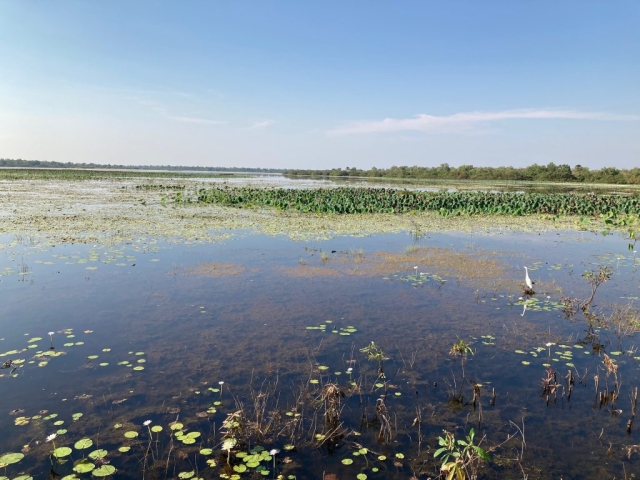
<box><xmin>328</xmin><ymin>109</ymin><xmax>640</xmax><ymax>135</ymax></box>
<box><xmin>126</xmin><ymin>95</ymin><xmax>226</xmax><ymax>125</ymax></box>
<box><xmin>164</xmin><ymin>114</ymin><xmax>227</xmax><ymax>125</ymax></box>
<box><xmin>246</xmin><ymin>119</ymin><xmax>274</xmax><ymax>130</ymax></box>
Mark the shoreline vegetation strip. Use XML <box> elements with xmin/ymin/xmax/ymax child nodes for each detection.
<box><xmin>1</xmin><ymin>179</ymin><xmax>636</xmax><ymax>245</ymax></box>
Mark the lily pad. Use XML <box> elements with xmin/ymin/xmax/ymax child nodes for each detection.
<box><xmin>74</xmin><ymin>438</ymin><xmax>94</xmax><ymax>449</ymax></box>
<box><xmin>73</xmin><ymin>459</ymin><xmax>96</xmax><ymax>473</ymax></box>
<box><xmin>0</xmin><ymin>452</ymin><xmax>24</xmax><ymax>465</ymax></box>
<box><xmin>53</xmin><ymin>447</ymin><xmax>73</xmax><ymax>458</ymax></box>
<box><xmin>118</xmin><ymin>446</ymin><xmax>131</xmax><ymax>453</ymax></box>
<box><xmin>88</xmin><ymin>449</ymin><xmax>108</xmax><ymax>460</ymax></box>
<box><xmin>124</xmin><ymin>431</ymin><xmax>138</xmax><ymax>439</ymax></box>
<box><xmin>92</xmin><ymin>465</ymin><xmax>116</xmax><ymax>477</ymax></box>
<box><xmin>341</xmin><ymin>458</ymin><xmax>353</xmax><ymax>465</ymax></box>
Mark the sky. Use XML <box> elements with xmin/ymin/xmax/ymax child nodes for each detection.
<box><xmin>1</xmin><ymin>1</ymin><xmax>639</xmax><ymax>170</ymax></box>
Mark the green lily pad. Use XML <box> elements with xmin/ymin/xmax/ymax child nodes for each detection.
<box><xmin>341</xmin><ymin>458</ymin><xmax>353</xmax><ymax>465</ymax></box>
<box><xmin>151</xmin><ymin>425</ymin><xmax>163</xmax><ymax>433</ymax></box>
<box><xmin>92</xmin><ymin>465</ymin><xmax>116</xmax><ymax>477</ymax></box>
<box><xmin>178</xmin><ymin>472</ymin><xmax>195</xmax><ymax>479</ymax></box>
<box><xmin>199</xmin><ymin>448</ymin><xmax>213</xmax><ymax>455</ymax></box>
<box><xmin>0</xmin><ymin>452</ymin><xmax>24</xmax><ymax>464</ymax></box>
<box><xmin>124</xmin><ymin>431</ymin><xmax>138</xmax><ymax>439</ymax></box>
<box><xmin>118</xmin><ymin>446</ymin><xmax>131</xmax><ymax>453</ymax></box>
<box><xmin>74</xmin><ymin>438</ymin><xmax>94</xmax><ymax>449</ymax></box>
<box><xmin>88</xmin><ymin>449</ymin><xmax>108</xmax><ymax>460</ymax></box>
<box><xmin>53</xmin><ymin>447</ymin><xmax>73</xmax><ymax>458</ymax></box>
<box><xmin>73</xmin><ymin>459</ymin><xmax>96</xmax><ymax>473</ymax></box>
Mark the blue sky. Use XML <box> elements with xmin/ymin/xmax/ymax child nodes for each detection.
<box><xmin>1</xmin><ymin>1</ymin><xmax>638</xmax><ymax>169</ymax></box>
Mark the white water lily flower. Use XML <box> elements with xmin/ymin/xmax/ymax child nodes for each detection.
<box><xmin>46</xmin><ymin>433</ymin><xmax>57</xmax><ymax>442</ymax></box>
<box><xmin>347</xmin><ymin>367</ymin><xmax>353</xmax><ymax>373</ymax></box>
<box><xmin>269</xmin><ymin>448</ymin><xmax>280</xmax><ymax>456</ymax></box>
<box><xmin>222</xmin><ymin>439</ymin><xmax>236</xmax><ymax>451</ymax></box>
<box><xmin>545</xmin><ymin>342</ymin><xmax>554</xmax><ymax>347</ymax></box>
<box><xmin>48</xmin><ymin>332</ymin><xmax>55</xmax><ymax>336</ymax></box>
<box><xmin>218</xmin><ymin>381</ymin><xmax>224</xmax><ymax>385</ymax></box>
<box><xmin>143</xmin><ymin>420</ymin><xmax>151</xmax><ymax>426</ymax></box>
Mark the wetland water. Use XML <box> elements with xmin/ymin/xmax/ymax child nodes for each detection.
<box><xmin>1</xmin><ymin>228</ymin><xmax>640</xmax><ymax>479</ymax></box>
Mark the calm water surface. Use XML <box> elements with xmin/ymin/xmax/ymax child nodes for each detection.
<box><xmin>1</xmin><ymin>230</ymin><xmax>639</xmax><ymax>479</ymax></box>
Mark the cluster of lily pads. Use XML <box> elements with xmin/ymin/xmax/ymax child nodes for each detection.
<box><xmin>305</xmin><ymin>319</ymin><xmax>358</xmax><ymax>336</ymax></box>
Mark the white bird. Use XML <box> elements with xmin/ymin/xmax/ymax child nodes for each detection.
<box><xmin>524</xmin><ymin>266</ymin><xmax>533</xmax><ymax>290</ymax></box>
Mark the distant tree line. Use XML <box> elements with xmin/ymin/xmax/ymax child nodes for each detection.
<box><xmin>0</xmin><ymin>158</ymin><xmax>283</xmax><ymax>173</ymax></box>
<box><xmin>285</xmin><ymin>163</ymin><xmax>640</xmax><ymax>185</ymax></box>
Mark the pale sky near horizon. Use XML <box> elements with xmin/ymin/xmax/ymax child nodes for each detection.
<box><xmin>1</xmin><ymin>1</ymin><xmax>638</xmax><ymax>170</ymax></box>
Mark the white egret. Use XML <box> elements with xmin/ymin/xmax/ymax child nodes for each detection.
<box><xmin>524</xmin><ymin>266</ymin><xmax>533</xmax><ymax>290</ymax></box>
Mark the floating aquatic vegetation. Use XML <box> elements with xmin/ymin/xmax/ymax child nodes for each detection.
<box><xmin>184</xmin><ymin>186</ymin><xmax>640</xmax><ymax>217</ymax></box>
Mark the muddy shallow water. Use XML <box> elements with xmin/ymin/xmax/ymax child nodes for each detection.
<box><xmin>1</xmin><ymin>224</ymin><xmax>640</xmax><ymax>479</ymax></box>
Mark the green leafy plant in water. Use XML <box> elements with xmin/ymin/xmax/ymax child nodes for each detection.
<box><xmin>434</xmin><ymin>428</ymin><xmax>490</xmax><ymax>480</ymax></box>
<box><xmin>450</xmin><ymin>338</ymin><xmax>473</xmax><ymax>356</ymax></box>
<box><xmin>604</xmin><ymin>213</ymin><xmax>640</xmax><ymax>250</ymax></box>
<box><xmin>360</xmin><ymin>341</ymin><xmax>388</xmax><ymax>376</ymax></box>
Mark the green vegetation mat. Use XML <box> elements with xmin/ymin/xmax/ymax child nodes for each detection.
<box><xmin>181</xmin><ymin>186</ymin><xmax>640</xmax><ymax>216</ymax></box>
